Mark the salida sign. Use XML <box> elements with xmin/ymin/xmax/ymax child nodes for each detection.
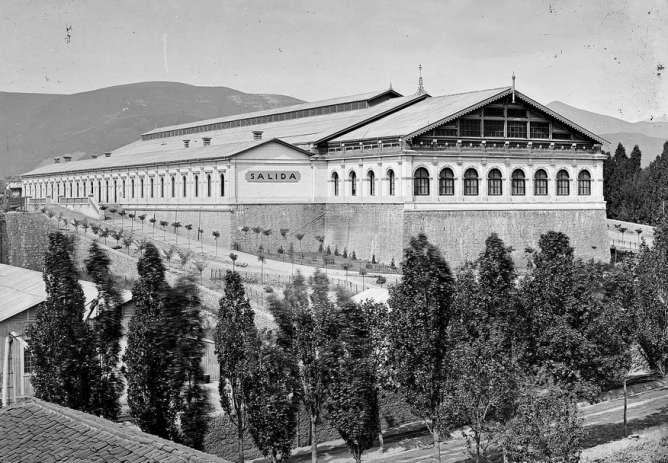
<box><xmin>245</xmin><ymin>171</ymin><xmax>301</xmax><ymax>183</ymax></box>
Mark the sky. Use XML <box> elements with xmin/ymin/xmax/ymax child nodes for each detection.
<box><xmin>2</xmin><ymin>0</ymin><xmax>667</xmax><ymax>122</ymax></box>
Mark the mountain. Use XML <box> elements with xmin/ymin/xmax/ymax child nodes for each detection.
<box><xmin>546</xmin><ymin>101</ymin><xmax>668</xmax><ymax>167</ymax></box>
<box><xmin>0</xmin><ymin>82</ymin><xmax>304</xmax><ymax>177</ymax></box>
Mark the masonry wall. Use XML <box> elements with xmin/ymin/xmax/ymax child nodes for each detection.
<box><xmin>0</xmin><ymin>212</ymin><xmax>50</xmax><ymax>271</ymax></box>
<box><xmin>404</xmin><ymin>208</ymin><xmax>610</xmax><ymax>268</ymax></box>
<box><xmin>324</xmin><ymin>203</ymin><xmax>405</xmax><ymax>264</ymax></box>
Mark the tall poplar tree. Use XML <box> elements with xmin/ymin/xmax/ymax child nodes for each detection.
<box><xmin>28</xmin><ymin>232</ymin><xmax>98</xmax><ymax>412</ymax></box>
<box><xmin>386</xmin><ymin>232</ymin><xmax>456</xmax><ymax>463</ymax></box>
<box><xmin>215</xmin><ymin>270</ymin><xmax>258</xmax><ymax>463</ymax></box>
<box><xmin>85</xmin><ymin>240</ymin><xmax>124</xmax><ymax>421</ymax></box>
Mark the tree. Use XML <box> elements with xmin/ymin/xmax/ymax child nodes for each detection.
<box><xmin>325</xmin><ymin>299</ymin><xmax>380</xmax><ymax>463</ymax></box>
<box><xmin>258</xmin><ymin>253</ymin><xmax>266</xmax><ymax>284</ymax></box>
<box><xmin>351</xmin><ymin>250</ymin><xmax>356</xmax><ymax>260</ymax></box>
<box><xmin>185</xmin><ymin>224</ymin><xmax>193</xmax><ymax>248</ymax></box>
<box><xmin>322</xmin><ymin>255</ymin><xmax>333</xmax><ymax>275</ymax></box>
<box><xmin>197</xmin><ymin>228</ymin><xmax>204</xmax><ymax>252</ymax></box>
<box><xmin>99</xmin><ymin>227</ymin><xmax>110</xmax><ymax>245</ymax></box>
<box><xmin>326</xmin><ymin>245</ymin><xmax>332</xmax><ymax>255</ymax></box>
<box><xmin>270</xmin><ymin>270</ymin><xmax>342</xmax><ymax>463</ymax></box>
<box><xmin>27</xmin><ymin>232</ymin><xmax>98</xmax><ymax>413</ymax></box>
<box><xmin>372</xmin><ymin>254</ymin><xmax>377</xmax><ymax>264</ymax></box>
<box><xmin>315</xmin><ymin>235</ymin><xmax>325</xmax><ymax>253</ymax></box>
<box><xmin>245</xmin><ymin>329</ymin><xmax>300</xmax><ymax>463</ymax></box>
<box><xmin>118</xmin><ymin>210</ymin><xmax>127</xmax><ymax>228</ymax></box>
<box><xmin>341</xmin><ymin>263</ymin><xmax>351</xmax><ymax>286</ymax></box>
<box><xmin>280</xmin><ymin>228</ymin><xmax>289</xmax><ymax>240</ymax></box>
<box><xmin>636</xmin><ymin>228</ymin><xmax>643</xmax><ymax>245</ymax></box>
<box><xmin>124</xmin><ymin>242</ymin><xmax>172</xmax><ymax>437</ymax></box>
<box><xmin>85</xmin><ymin>240</ymin><xmax>124</xmax><ymax>421</ymax></box>
<box><xmin>109</xmin><ymin>207</ymin><xmax>117</xmax><ymax>219</ymax></box>
<box><xmin>252</xmin><ymin>226</ymin><xmax>263</xmax><ymax>250</ymax></box>
<box><xmin>375</xmin><ymin>275</ymin><xmax>386</xmax><ymax>287</ymax></box>
<box><xmin>359</xmin><ymin>267</ymin><xmax>367</xmax><ymax>288</ymax></box>
<box><xmin>193</xmin><ymin>258</ymin><xmax>208</xmax><ymax>283</ymax></box>
<box><xmin>111</xmin><ymin>229</ymin><xmax>123</xmax><ymax>248</ymax></box>
<box><xmin>342</xmin><ymin>248</ymin><xmax>348</xmax><ymax>259</ymax></box>
<box><xmin>262</xmin><ymin>229</ymin><xmax>273</xmax><ymax>250</ymax></box>
<box><xmin>81</xmin><ymin>219</ymin><xmax>89</xmax><ymax>235</ymax></box>
<box><xmin>334</xmin><ymin>245</ymin><xmax>340</xmax><ymax>256</ymax></box>
<box><xmin>230</xmin><ymin>252</ymin><xmax>238</xmax><ymax>272</ymax></box>
<box><xmin>212</xmin><ymin>230</ymin><xmax>220</xmax><ymax>257</ymax></box>
<box><xmin>172</xmin><ymin>221</ymin><xmax>182</xmax><ymax>244</ymax></box>
<box><xmin>386</xmin><ymin>232</ymin><xmax>456</xmax><ymax>463</ymax></box>
<box><xmin>128</xmin><ymin>213</ymin><xmax>136</xmax><ymax>230</ymax></box>
<box><xmin>295</xmin><ymin>233</ymin><xmax>305</xmax><ymax>257</ymax></box>
<box><xmin>178</xmin><ymin>248</ymin><xmax>193</xmax><ymax>270</ymax></box>
<box><xmin>149</xmin><ymin>216</ymin><xmax>157</xmax><ymax>236</ymax></box>
<box><xmin>72</xmin><ymin>218</ymin><xmax>81</xmax><ymax>234</ymax></box>
<box><xmin>122</xmin><ymin>234</ymin><xmax>134</xmax><ymax>255</ymax></box>
<box><xmin>164</xmin><ymin>246</ymin><xmax>176</xmax><ymax>269</ymax></box>
<box><xmin>160</xmin><ymin>220</ymin><xmax>169</xmax><ymax>240</ymax></box>
<box><xmin>215</xmin><ymin>270</ymin><xmax>259</xmax><ymax>463</ymax></box>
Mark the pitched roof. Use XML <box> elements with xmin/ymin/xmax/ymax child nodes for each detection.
<box><xmin>0</xmin><ymin>263</ymin><xmax>131</xmax><ymax>323</ymax></box>
<box><xmin>141</xmin><ymin>88</ymin><xmax>401</xmax><ymax>135</ymax></box>
<box><xmin>0</xmin><ymin>399</ymin><xmax>231</xmax><ymax>463</ymax></box>
<box><xmin>328</xmin><ymin>87</ymin><xmax>608</xmax><ymax>145</ymax></box>
<box><xmin>21</xmin><ymin>139</ymin><xmax>310</xmax><ymax>177</ymax></box>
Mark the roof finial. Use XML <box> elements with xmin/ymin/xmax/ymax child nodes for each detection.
<box><xmin>389</xmin><ymin>81</ymin><xmax>393</xmax><ymax>90</ymax></box>
<box><xmin>512</xmin><ymin>71</ymin><xmax>516</xmax><ymax>103</ymax></box>
<box><xmin>416</xmin><ymin>64</ymin><xmax>426</xmax><ymax>95</ymax></box>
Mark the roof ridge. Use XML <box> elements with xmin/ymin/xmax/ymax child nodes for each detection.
<box><xmin>13</xmin><ymin>400</ymin><xmax>229</xmax><ymax>462</ymax></box>
<box><xmin>434</xmin><ymin>86</ymin><xmax>511</xmax><ymax>98</ymax></box>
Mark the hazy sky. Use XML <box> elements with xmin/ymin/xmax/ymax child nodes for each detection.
<box><xmin>2</xmin><ymin>0</ymin><xmax>666</xmax><ymax>121</ymax></box>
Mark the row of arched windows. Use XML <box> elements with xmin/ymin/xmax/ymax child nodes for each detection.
<box><xmin>331</xmin><ymin>168</ymin><xmax>592</xmax><ymax>197</ymax></box>
<box><xmin>35</xmin><ymin>173</ymin><xmax>227</xmax><ymax>202</ymax></box>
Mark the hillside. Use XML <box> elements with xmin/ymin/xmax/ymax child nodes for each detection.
<box><xmin>547</xmin><ymin>101</ymin><xmax>668</xmax><ymax>166</ymax></box>
<box><xmin>0</xmin><ymin>82</ymin><xmax>303</xmax><ymax>176</ymax></box>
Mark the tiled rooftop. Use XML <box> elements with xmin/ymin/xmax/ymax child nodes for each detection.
<box><xmin>0</xmin><ymin>400</ymin><xmax>231</xmax><ymax>463</ymax></box>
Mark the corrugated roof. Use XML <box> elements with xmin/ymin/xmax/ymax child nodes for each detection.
<box><xmin>142</xmin><ymin>88</ymin><xmax>400</xmax><ymax>135</ymax></box>
<box><xmin>0</xmin><ymin>263</ymin><xmax>100</xmax><ymax>322</ymax></box>
<box><xmin>330</xmin><ymin>87</ymin><xmax>511</xmax><ymax>142</ymax></box>
<box><xmin>0</xmin><ymin>400</ymin><xmax>231</xmax><ymax>463</ymax></box>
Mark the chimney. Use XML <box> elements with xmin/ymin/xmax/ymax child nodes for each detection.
<box><xmin>183</xmin><ymin>139</ymin><xmax>190</xmax><ymax>148</ymax></box>
<box><xmin>63</xmin><ymin>156</ymin><xmax>72</xmax><ymax>163</ymax></box>
<box><xmin>91</xmin><ymin>154</ymin><xmax>99</xmax><ymax>159</ymax></box>
<box><xmin>202</xmin><ymin>137</ymin><xmax>211</xmax><ymax>147</ymax></box>
<box><xmin>104</xmin><ymin>152</ymin><xmax>112</xmax><ymax>158</ymax></box>
<box><xmin>252</xmin><ymin>131</ymin><xmax>263</xmax><ymax>141</ymax></box>
<box><xmin>54</xmin><ymin>157</ymin><xmax>60</xmax><ymax>164</ymax></box>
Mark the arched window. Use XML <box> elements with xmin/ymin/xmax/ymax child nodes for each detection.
<box><xmin>182</xmin><ymin>176</ymin><xmax>187</xmax><ymax>197</ymax></box>
<box><xmin>150</xmin><ymin>178</ymin><xmax>154</xmax><ymax>198</ymax></box>
<box><xmin>195</xmin><ymin>175</ymin><xmax>199</xmax><ymax>197</ymax></box>
<box><xmin>105</xmin><ymin>180</ymin><xmax>109</xmax><ymax>202</ymax></box>
<box><xmin>511</xmin><ymin>169</ymin><xmax>525</xmax><ymax>196</ymax></box>
<box><xmin>140</xmin><ymin>178</ymin><xmax>144</xmax><ymax>198</ymax></box>
<box><xmin>98</xmin><ymin>181</ymin><xmax>102</xmax><ymax>202</ymax></box>
<box><xmin>439</xmin><ymin>168</ymin><xmax>454</xmax><ymax>196</ymax></box>
<box><xmin>89</xmin><ymin>181</ymin><xmax>93</xmax><ymax>197</ymax></box>
<box><xmin>414</xmin><ymin>167</ymin><xmax>430</xmax><ymax>196</ymax></box>
<box><xmin>76</xmin><ymin>182</ymin><xmax>80</xmax><ymax>198</ymax></box>
<box><xmin>171</xmin><ymin>176</ymin><xmax>175</xmax><ymax>198</ymax></box>
<box><xmin>578</xmin><ymin>170</ymin><xmax>591</xmax><ymax>195</ymax></box>
<box><xmin>534</xmin><ymin>169</ymin><xmax>548</xmax><ymax>196</ymax></box>
<box><xmin>388</xmin><ymin>170</ymin><xmax>396</xmax><ymax>196</ymax></box>
<box><xmin>488</xmin><ymin>169</ymin><xmax>502</xmax><ymax>196</ymax></box>
<box><xmin>350</xmin><ymin>171</ymin><xmax>357</xmax><ymax>196</ymax></box>
<box><xmin>113</xmin><ymin>180</ymin><xmax>117</xmax><ymax>203</ymax></box>
<box><xmin>332</xmin><ymin>172</ymin><xmax>339</xmax><ymax>196</ymax></box>
<box><xmin>160</xmin><ymin>177</ymin><xmax>165</xmax><ymax>198</ymax></box>
<box><xmin>368</xmin><ymin>171</ymin><xmax>375</xmax><ymax>196</ymax></box>
<box><xmin>69</xmin><ymin>182</ymin><xmax>73</xmax><ymax>197</ymax></box>
<box><xmin>122</xmin><ymin>179</ymin><xmax>126</xmax><ymax>198</ymax></box>
<box><xmin>207</xmin><ymin>174</ymin><xmax>212</xmax><ymax>197</ymax></box>
<box><xmin>131</xmin><ymin>179</ymin><xmax>135</xmax><ymax>199</ymax></box>
<box><xmin>464</xmin><ymin>168</ymin><xmax>479</xmax><ymax>196</ymax></box>
<box><xmin>220</xmin><ymin>174</ymin><xmax>225</xmax><ymax>197</ymax></box>
<box><xmin>557</xmin><ymin>170</ymin><xmax>570</xmax><ymax>196</ymax></box>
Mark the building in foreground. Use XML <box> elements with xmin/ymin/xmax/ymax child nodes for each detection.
<box><xmin>21</xmin><ymin>82</ymin><xmax>610</xmax><ymax>266</ymax></box>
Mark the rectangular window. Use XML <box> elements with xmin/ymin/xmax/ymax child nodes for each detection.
<box><xmin>484</xmin><ymin>120</ymin><xmax>505</xmax><ymax>137</ymax></box>
<box><xmin>535</xmin><ymin>179</ymin><xmax>548</xmax><ymax>196</ymax></box>
<box><xmin>414</xmin><ymin>178</ymin><xmax>429</xmax><ymax>196</ymax></box>
<box><xmin>460</xmin><ymin>119</ymin><xmax>481</xmax><ymax>137</ymax></box>
<box><xmin>435</xmin><ymin>128</ymin><xmax>457</xmax><ymax>136</ymax></box>
<box><xmin>439</xmin><ymin>178</ymin><xmax>454</xmax><ymax>195</ymax></box>
<box><xmin>488</xmin><ymin>179</ymin><xmax>502</xmax><ymax>195</ymax></box>
<box><xmin>512</xmin><ymin>179</ymin><xmax>525</xmax><ymax>195</ymax></box>
<box><xmin>389</xmin><ymin>174</ymin><xmax>395</xmax><ymax>196</ymax></box>
<box><xmin>578</xmin><ymin>180</ymin><xmax>591</xmax><ymax>195</ymax></box>
<box><xmin>507</xmin><ymin>122</ymin><xmax>527</xmax><ymax>138</ymax></box>
<box><xmin>530</xmin><ymin>122</ymin><xmax>550</xmax><ymax>139</ymax></box>
<box><xmin>552</xmin><ymin>132</ymin><xmax>572</xmax><ymax>140</ymax></box>
<box><xmin>464</xmin><ymin>179</ymin><xmax>478</xmax><ymax>196</ymax></box>
<box><xmin>24</xmin><ymin>347</ymin><xmax>33</xmax><ymax>375</ymax></box>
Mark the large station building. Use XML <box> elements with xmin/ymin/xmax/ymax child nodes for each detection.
<box><xmin>21</xmin><ymin>81</ymin><xmax>610</xmax><ymax>266</ymax></box>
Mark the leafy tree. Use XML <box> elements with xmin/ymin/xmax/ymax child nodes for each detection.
<box><xmin>172</xmin><ymin>221</ymin><xmax>182</xmax><ymax>244</ymax></box>
<box><xmin>85</xmin><ymin>240</ymin><xmax>124</xmax><ymax>421</ymax></box>
<box><xmin>72</xmin><ymin>218</ymin><xmax>81</xmax><ymax>234</ymax></box>
<box><xmin>375</xmin><ymin>275</ymin><xmax>386</xmax><ymax>287</ymax></box>
<box><xmin>215</xmin><ymin>270</ymin><xmax>258</xmax><ymax>463</ymax></box>
<box><xmin>252</xmin><ymin>226</ymin><xmax>263</xmax><ymax>250</ymax></box>
<box><xmin>27</xmin><ymin>232</ymin><xmax>98</xmax><ymax>413</ymax></box>
<box><xmin>193</xmin><ymin>258</ymin><xmax>208</xmax><ymax>283</ymax></box>
<box><xmin>122</xmin><ymin>234</ymin><xmax>134</xmax><ymax>255</ymax></box>
<box><xmin>386</xmin><ymin>232</ymin><xmax>456</xmax><ymax>462</ymax></box>
<box><xmin>128</xmin><ymin>213</ymin><xmax>136</xmax><ymax>230</ymax></box>
<box><xmin>159</xmin><ymin>220</ymin><xmax>169</xmax><ymax>239</ymax></box>
<box><xmin>177</xmin><ymin>248</ymin><xmax>193</xmax><ymax>270</ymax></box>
<box><xmin>334</xmin><ymin>244</ymin><xmax>340</xmax><ymax>256</ymax></box>
<box><xmin>245</xmin><ymin>329</ymin><xmax>300</xmax><ymax>463</ymax></box>
<box><xmin>371</xmin><ymin>254</ymin><xmax>377</xmax><ymax>264</ymax></box>
<box><xmin>258</xmin><ymin>253</ymin><xmax>266</xmax><ymax>284</ymax></box>
<box><xmin>185</xmin><ymin>224</ymin><xmax>193</xmax><ymax>247</ymax></box>
<box><xmin>315</xmin><ymin>235</ymin><xmax>325</xmax><ymax>253</ymax></box>
<box><xmin>230</xmin><ymin>252</ymin><xmax>238</xmax><ymax>272</ymax></box>
<box><xmin>212</xmin><ymin>230</ymin><xmax>220</xmax><ymax>256</ymax></box>
<box><xmin>99</xmin><ymin>227</ymin><xmax>110</xmax><ymax>245</ymax></box>
<box><xmin>262</xmin><ymin>229</ymin><xmax>272</xmax><ymax>250</ymax></box>
<box><xmin>164</xmin><ymin>246</ymin><xmax>176</xmax><ymax>269</ymax></box>
<box><xmin>295</xmin><ymin>233</ymin><xmax>305</xmax><ymax>257</ymax></box>
<box><xmin>118</xmin><ymin>210</ymin><xmax>127</xmax><ymax>228</ymax></box>
<box><xmin>149</xmin><ymin>216</ymin><xmax>157</xmax><ymax>236</ymax></box>
<box><xmin>279</xmin><ymin>228</ymin><xmax>289</xmax><ymax>240</ymax></box>
<box><xmin>359</xmin><ymin>267</ymin><xmax>367</xmax><ymax>288</ymax></box>
<box><xmin>390</xmin><ymin>257</ymin><xmax>396</xmax><ymax>268</ymax></box>
<box><xmin>81</xmin><ymin>219</ymin><xmax>89</xmax><ymax>235</ymax></box>
<box><xmin>342</xmin><ymin>248</ymin><xmax>348</xmax><ymax>259</ymax></box>
<box><xmin>341</xmin><ymin>263</ymin><xmax>351</xmax><ymax>285</ymax></box>
<box><xmin>325</xmin><ymin>299</ymin><xmax>380</xmax><ymax>463</ymax></box>
<box><xmin>270</xmin><ymin>270</ymin><xmax>342</xmax><ymax>463</ymax></box>
<box><xmin>351</xmin><ymin>250</ymin><xmax>356</xmax><ymax>260</ymax></box>
<box><xmin>124</xmin><ymin>242</ymin><xmax>171</xmax><ymax>437</ymax></box>
<box><xmin>326</xmin><ymin>245</ymin><xmax>332</xmax><ymax>255</ymax></box>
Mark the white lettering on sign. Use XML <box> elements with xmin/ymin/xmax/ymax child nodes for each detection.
<box><xmin>245</xmin><ymin>171</ymin><xmax>301</xmax><ymax>182</ymax></box>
